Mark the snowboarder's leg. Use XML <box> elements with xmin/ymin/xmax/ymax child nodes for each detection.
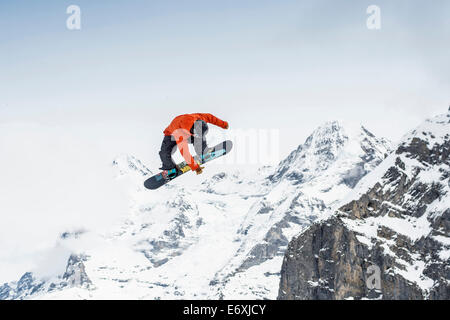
<box><xmin>159</xmin><ymin>135</ymin><xmax>178</xmax><ymax>170</ymax></box>
<box><xmin>190</xmin><ymin>120</ymin><xmax>210</xmax><ymax>157</ymax></box>
<box><xmin>192</xmin><ymin>134</ymin><xmax>208</xmax><ymax>156</ymax></box>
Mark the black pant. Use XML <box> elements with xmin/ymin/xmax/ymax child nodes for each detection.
<box><xmin>159</xmin><ymin>131</ymin><xmax>208</xmax><ymax>170</ymax></box>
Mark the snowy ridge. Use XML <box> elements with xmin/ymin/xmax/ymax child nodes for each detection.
<box><xmin>342</xmin><ymin>111</ymin><xmax>450</xmax><ymax>205</ymax></box>
<box><xmin>339</xmin><ymin>111</ymin><xmax>450</xmax><ymax>295</ymax></box>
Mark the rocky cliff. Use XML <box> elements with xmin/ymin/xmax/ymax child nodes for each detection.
<box><xmin>278</xmin><ymin>111</ymin><xmax>450</xmax><ymax>300</ymax></box>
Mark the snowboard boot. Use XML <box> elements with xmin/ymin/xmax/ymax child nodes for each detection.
<box><xmin>160</xmin><ymin>165</ymin><xmax>181</xmax><ymax>180</ymax></box>
<box><xmin>168</xmin><ymin>165</ymin><xmax>184</xmax><ymax>178</ymax></box>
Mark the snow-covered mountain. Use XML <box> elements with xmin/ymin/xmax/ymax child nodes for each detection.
<box><xmin>212</xmin><ymin>122</ymin><xmax>390</xmax><ymax>299</ymax></box>
<box><xmin>0</xmin><ymin>121</ymin><xmax>391</xmax><ymax>300</ymax></box>
<box><xmin>279</xmin><ymin>110</ymin><xmax>450</xmax><ymax>300</ymax></box>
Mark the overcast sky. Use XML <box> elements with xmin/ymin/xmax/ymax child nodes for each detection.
<box><xmin>1</xmin><ymin>0</ymin><xmax>449</xmax><ymax>155</ymax></box>
<box><xmin>0</xmin><ymin>0</ymin><xmax>449</xmax><ymax>282</ymax></box>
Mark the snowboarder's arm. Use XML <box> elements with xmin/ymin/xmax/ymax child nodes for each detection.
<box><xmin>178</xmin><ymin>139</ymin><xmax>200</xmax><ymax>171</ymax></box>
<box><xmin>198</xmin><ymin>113</ymin><xmax>228</xmax><ymax>129</ymax></box>
<box><xmin>172</xmin><ymin>129</ymin><xmax>200</xmax><ymax>171</ymax></box>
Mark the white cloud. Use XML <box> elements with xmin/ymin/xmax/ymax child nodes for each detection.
<box><xmin>0</xmin><ymin>122</ymin><xmax>129</xmax><ymax>283</ymax></box>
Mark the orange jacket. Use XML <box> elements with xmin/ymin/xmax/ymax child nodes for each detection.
<box><xmin>164</xmin><ymin>113</ymin><xmax>228</xmax><ymax>171</ymax></box>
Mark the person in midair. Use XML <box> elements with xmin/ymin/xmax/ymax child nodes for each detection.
<box><xmin>159</xmin><ymin>113</ymin><xmax>229</xmax><ymax>175</ymax></box>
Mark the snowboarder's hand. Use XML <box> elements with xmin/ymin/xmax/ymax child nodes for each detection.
<box><xmin>224</xmin><ymin>123</ymin><xmax>229</xmax><ymax>129</ymax></box>
<box><xmin>195</xmin><ymin>166</ymin><xmax>204</xmax><ymax>175</ymax></box>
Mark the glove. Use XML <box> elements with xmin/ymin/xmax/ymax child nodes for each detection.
<box><xmin>195</xmin><ymin>166</ymin><xmax>205</xmax><ymax>175</ymax></box>
<box><xmin>224</xmin><ymin>123</ymin><xmax>229</xmax><ymax>129</ymax></box>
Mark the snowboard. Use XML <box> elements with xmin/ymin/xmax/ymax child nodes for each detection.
<box><xmin>144</xmin><ymin>140</ymin><xmax>233</xmax><ymax>190</ymax></box>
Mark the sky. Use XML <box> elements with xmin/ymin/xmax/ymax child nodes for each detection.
<box><xmin>0</xmin><ymin>0</ymin><xmax>449</xmax><ymax>283</ymax></box>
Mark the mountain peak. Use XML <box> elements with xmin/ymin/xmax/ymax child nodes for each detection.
<box><xmin>112</xmin><ymin>154</ymin><xmax>152</xmax><ymax>178</ymax></box>
<box><xmin>304</xmin><ymin>120</ymin><xmax>347</xmax><ymax>149</ymax></box>
<box><xmin>270</xmin><ymin>121</ymin><xmax>391</xmax><ymax>184</ymax></box>
<box><xmin>400</xmin><ymin>110</ymin><xmax>450</xmax><ymax>149</ymax></box>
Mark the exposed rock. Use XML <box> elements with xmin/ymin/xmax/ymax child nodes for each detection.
<box><xmin>0</xmin><ymin>254</ymin><xmax>92</xmax><ymax>299</ymax></box>
<box><xmin>62</xmin><ymin>254</ymin><xmax>92</xmax><ymax>288</ymax></box>
<box><xmin>0</xmin><ymin>284</ymin><xmax>13</xmax><ymax>300</ymax></box>
<box><xmin>279</xmin><ymin>111</ymin><xmax>450</xmax><ymax>300</ymax></box>
<box><xmin>278</xmin><ymin>217</ymin><xmax>426</xmax><ymax>299</ymax></box>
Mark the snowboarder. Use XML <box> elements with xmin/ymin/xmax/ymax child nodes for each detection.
<box><xmin>159</xmin><ymin>113</ymin><xmax>229</xmax><ymax>175</ymax></box>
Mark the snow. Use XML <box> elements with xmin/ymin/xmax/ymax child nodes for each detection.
<box><xmin>307</xmin><ymin>280</ymin><xmax>320</xmax><ymax>287</ymax></box>
<box><xmin>381</xmin><ymin>201</ymin><xmax>406</xmax><ymax>213</ymax></box>
<box><xmin>355</xmin><ymin>235</ymin><xmax>374</xmax><ymax>248</ymax></box>
<box><xmin>433</xmin><ymin>235</ymin><xmax>450</xmax><ymax>246</ymax></box>
<box><xmin>394</xmin><ymin>259</ymin><xmax>435</xmax><ymax>293</ymax></box>
<box><xmin>415</xmin><ymin>164</ymin><xmax>446</xmax><ymax>184</ymax></box>
<box><xmin>343</xmin><ymin>209</ymin><xmax>434</xmax><ymax>251</ymax></box>
<box><xmin>220</xmin><ymin>257</ymin><xmax>283</xmax><ymax>300</ymax></box>
<box><xmin>342</xmin><ymin>111</ymin><xmax>450</xmax><ymax>206</ymax></box>
<box><xmin>338</xmin><ymin>154</ymin><xmax>396</xmax><ymax>205</ymax></box>
<box><xmin>0</xmin><ymin>120</ymin><xmax>397</xmax><ymax>299</ymax></box>
<box><xmin>437</xmin><ymin>248</ymin><xmax>450</xmax><ymax>260</ymax></box>
<box><xmin>339</xmin><ymin>111</ymin><xmax>450</xmax><ymax>296</ymax></box>
<box><xmin>383</xmin><ymin>215</ymin><xmax>432</xmax><ymax>241</ymax></box>
<box><xmin>401</xmin><ymin>112</ymin><xmax>450</xmax><ymax>147</ymax></box>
